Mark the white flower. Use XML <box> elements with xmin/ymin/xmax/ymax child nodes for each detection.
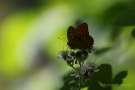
<box><xmin>70</xmin><ymin>73</ymin><xmax>80</xmax><ymax>78</ymax></box>
<box><xmin>94</xmin><ymin>69</ymin><xmax>99</xmax><ymax>72</ymax></box>
<box><xmin>91</xmin><ymin>46</ymin><xmax>95</xmax><ymax>51</ymax></box>
<box><xmin>75</xmin><ymin>74</ymin><xmax>80</xmax><ymax>78</ymax></box>
<box><xmin>81</xmin><ymin>65</ymin><xmax>87</xmax><ymax>74</ymax></box>
<box><xmin>57</xmin><ymin>56</ymin><xmax>63</xmax><ymax>60</ymax></box>
<box><xmin>58</xmin><ymin>50</ymin><xmax>68</xmax><ymax>57</ymax></box>
<box><xmin>86</xmin><ymin>62</ymin><xmax>99</xmax><ymax>72</ymax></box>
<box><xmin>70</xmin><ymin>73</ymin><xmax>76</xmax><ymax>76</ymax></box>
<box><xmin>57</xmin><ymin>50</ymin><xmax>70</xmax><ymax>60</ymax></box>
<box><xmin>69</xmin><ymin>80</ymin><xmax>75</xmax><ymax>85</ymax></box>
<box><xmin>65</xmin><ymin>56</ymin><xmax>73</xmax><ymax>61</ymax></box>
<box><xmin>58</xmin><ymin>50</ymin><xmax>74</xmax><ymax>62</ymax></box>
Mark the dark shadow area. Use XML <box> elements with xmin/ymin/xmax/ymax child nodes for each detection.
<box><xmin>131</xmin><ymin>28</ymin><xmax>135</xmax><ymax>38</ymax></box>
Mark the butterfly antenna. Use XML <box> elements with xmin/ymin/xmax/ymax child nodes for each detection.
<box><xmin>58</xmin><ymin>37</ymin><xmax>67</xmax><ymax>42</ymax></box>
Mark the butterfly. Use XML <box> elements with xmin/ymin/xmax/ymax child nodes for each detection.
<box><xmin>67</xmin><ymin>23</ymin><xmax>94</xmax><ymax>50</ymax></box>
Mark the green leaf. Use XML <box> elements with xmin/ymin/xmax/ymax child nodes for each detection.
<box><xmin>83</xmin><ymin>64</ymin><xmax>112</xmax><ymax>90</ymax></box>
<box><xmin>111</xmin><ymin>10</ymin><xmax>135</xmax><ymax>26</ymax></box>
<box><xmin>94</xmin><ymin>47</ymin><xmax>112</xmax><ymax>55</ymax></box>
<box><xmin>112</xmin><ymin>71</ymin><xmax>128</xmax><ymax>85</ymax></box>
<box><xmin>110</xmin><ymin>26</ymin><xmax>122</xmax><ymax>41</ymax></box>
<box><xmin>131</xmin><ymin>28</ymin><xmax>135</xmax><ymax>38</ymax></box>
<box><xmin>92</xmin><ymin>64</ymin><xmax>112</xmax><ymax>83</ymax></box>
<box><xmin>103</xmin><ymin>3</ymin><xmax>128</xmax><ymax>25</ymax></box>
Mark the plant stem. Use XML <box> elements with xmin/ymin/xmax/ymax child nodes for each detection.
<box><xmin>78</xmin><ymin>74</ymin><xmax>81</xmax><ymax>90</ymax></box>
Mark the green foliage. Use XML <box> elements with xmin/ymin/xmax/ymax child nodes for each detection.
<box><xmin>103</xmin><ymin>3</ymin><xmax>128</xmax><ymax>25</ymax></box>
<box><xmin>111</xmin><ymin>10</ymin><xmax>135</xmax><ymax>26</ymax></box>
<box><xmin>110</xmin><ymin>26</ymin><xmax>122</xmax><ymax>41</ymax></box>
<box><xmin>94</xmin><ymin>47</ymin><xmax>112</xmax><ymax>56</ymax></box>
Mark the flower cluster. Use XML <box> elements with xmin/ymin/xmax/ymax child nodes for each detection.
<box><xmin>57</xmin><ymin>48</ymin><xmax>99</xmax><ymax>90</ymax></box>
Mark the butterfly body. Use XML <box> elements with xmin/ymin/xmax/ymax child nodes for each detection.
<box><xmin>67</xmin><ymin>23</ymin><xmax>94</xmax><ymax>50</ymax></box>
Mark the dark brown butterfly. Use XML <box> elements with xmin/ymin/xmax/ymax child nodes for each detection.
<box><xmin>67</xmin><ymin>23</ymin><xmax>94</xmax><ymax>50</ymax></box>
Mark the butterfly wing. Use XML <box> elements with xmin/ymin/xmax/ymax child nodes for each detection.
<box><xmin>67</xmin><ymin>26</ymin><xmax>76</xmax><ymax>42</ymax></box>
<box><xmin>83</xmin><ymin>35</ymin><xmax>94</xmax><ymax>48</ymax></box>
<box><xmin>76</xmin><ymin>23</ymin><xmax>94</xmax><ymax>49</ymax></box>
<box><xmin>76</xmin><ymin>23</ymin><xmax>89</xmax><ymax>37</ymax></box>
<box><xmin>67</xmin><ymin>26</ymin><xmax>77</xmax><ymax>49</ymax></box>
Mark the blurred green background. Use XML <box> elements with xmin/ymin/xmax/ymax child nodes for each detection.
<box><xmin>0</xmin><ymin>0</ymin><xmax>135</xmax><ymax>90</ymax></box>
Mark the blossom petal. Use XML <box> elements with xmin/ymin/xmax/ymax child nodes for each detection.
<box><xmin>65</xmin><ymin>56</ymin><xmax>72</xmax><ymax>61</ymax></box>
<box><xmin>94</xmin><ymin>69</ymin><xmax>100</xmax><ymax>72</ymax></box>
<box><xmin>81</xmin><ymin>65</ymin><xmax>87</xmax><ymax>74</ymax></box>
<box><xmin>70</xmin><ymin>74</ymin><xmax>76</xmax><ymax>76</ymax></box>
<box><xmin>75</xmin><ymin>74</ymin><xmax>80</xmax><ymax>78</ymax></box>
<box><xmin>87</xmin><ymin>66</ymin><xmax>92</xmax><ymax>70</ymax></box>
<box><xmin>69</xmin><ymin>81</ymin><xmax>75</xmax><ymax>84</ymax></box>
<box><xmin>91</xmin><ymin>46</ymin><xmax>95</xmax><ymax>51</ymax></box>
<box><xmin>57</xmin><ymin>56</ymin><xmax>63</xmax><ymax>60</ymax></box>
